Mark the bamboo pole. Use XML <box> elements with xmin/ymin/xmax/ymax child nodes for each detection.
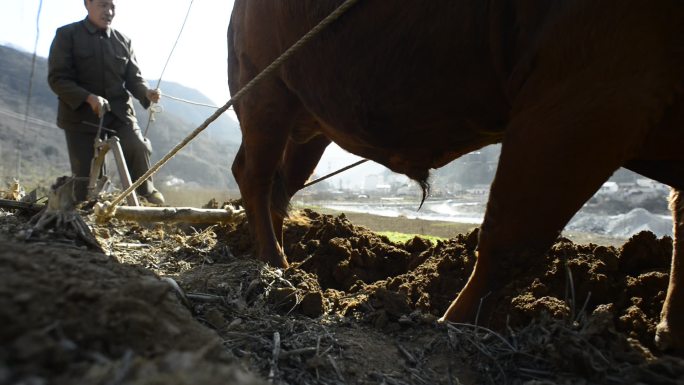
<box><xmin>0</xmin><ymin>198</ymin><xmax>44</xmax><ymax>214</ymax></box>
<box><xmin>95</xmin><ymin>203</ymin><xmax>244</xmax><ymax>225</ymax></box>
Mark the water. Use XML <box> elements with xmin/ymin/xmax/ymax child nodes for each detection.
<box><xmin>314</xmin><ymin>197</ymin><xmax>674</xmax><ymax>238</ymax></box>
<box><xmin>323</xmin><ymin>198</ymin><xmax>485</xmax><ymax>224</ymax></box>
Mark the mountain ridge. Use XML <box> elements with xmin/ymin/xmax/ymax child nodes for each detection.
<box><xmin>0</xmin><ymin>44</ymin><xmax>241</xmax><ymax>190</ymax></box>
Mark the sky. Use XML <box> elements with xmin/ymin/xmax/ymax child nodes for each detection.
<box><xmin>0</xmin><ymin>0</ymin><xmax>234</xmax><ymax>105</ymax></box>
<box><xmin>0</xmin><ymin>0</ymin><xmax>394</xmax><ymax>189</ymax></box>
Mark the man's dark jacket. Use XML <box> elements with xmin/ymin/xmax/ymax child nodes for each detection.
<box><xmin>48</xmin><ymin>18</ymin><xmax>151</xmax><ymax>131</ymax></box>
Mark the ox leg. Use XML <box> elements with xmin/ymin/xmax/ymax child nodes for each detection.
<box><xmin>441</xmin><ymin>102</ymin><xmax>642</xmax><ymax>324</ymax></box>
<box><xmin>232</xmin><ymin>144</ymin><xmax>285</xmax><ymax>267</ymax></box>
<box><xmin>656</xmin><ymin>189</ymin><xmax>684</xmax><ymax>352</ymax></box>
<box><xmin>232</xmin><ymin>98</ymin><xmax>295</xmax><ymax>268</ymax></box>
<box><xmin>270</xmin><ymin>135</ymin><xmax>331</xmax><ymax>247</ymax></box>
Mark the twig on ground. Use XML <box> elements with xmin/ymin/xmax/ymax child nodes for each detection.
<box><xmin>474</xmin><ymin>291</ymin><xmax>491</xmax><ymax>326</ymax></box>
<box><xmin>576</xmin><ymin>292</ymin><xmax>592</xmax><ymax>323</ymax></box>
<box><xmin>160</xmin><ymin>276</ymin><xmax>191</xmax><ymax>310</ymax></box>
<box><xmin>268</xmin><ymin>331</ymin><xmax>281</xmax><ymax>381</ymax></box>
<box><xmin>396</xmin><ymin>343</ymin><xmax>417</xmax><ymax>365</ymax></box>
<box><xmin>105</xmin><ymin>349</ymin><xmax>134</xmax><ymax>385</ymax></box>
<box><xmin>279</xmin><ymin>347</ymin><xmax>318</xmax><ymax>359</ymax></box>
<box><xmin>446</xmin><ymin>323</ymin><xmax>517</xmax><ymax>352</ymax></box>
<box><xmin>368</xmin><ymin>372</ymin><xmax>410</xmax><ymax>385</ymax></box>
<box><xmin>327</xmin><ymin>355</ymin><xmax>345</xmax><ymax>383</ymax></box>
<box><xmin>565</xmin><ymin>264</ymin><xmax>577</xmax><ymax>320</ymax></box>
<box><xmin>0</xmin><ymin>198</ymin><xmax>44</xmax><ymax>214</ymax></box>
<box><xmin>407</xmin><ymin>367</ymin><xmax>429</xmax><ymax>384</ymax></box>
<box><xmin>113</xmin><ymin>242</ymin><xmax>151</xmax><ymax>249</ymax></box>
<box><xmin>186</xmin><ymin>293</ymin><xmax>224</xmax><ymax>303</ymax></box>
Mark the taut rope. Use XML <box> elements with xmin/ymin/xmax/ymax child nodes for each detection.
<box><xmin>303</xmin><ymin>159</ymin><xmax>369</xmax><ymax>188</ymax></box>
<box><xmin>144</xmin><ymin>0</ymin><xmax>195</xmax><ymax>136</ymax></box>
<box><xmin>16</xmin><ymin>0</ymin><xmax>43</xmax><ymax>177</ymax></box>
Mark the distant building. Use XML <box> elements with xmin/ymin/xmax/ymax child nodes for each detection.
<box><xmin>395</xmin><ymin>184</ymin><xmax>415</xmax><ymax>196</ymax></box>
<box><xmin>375</xmin><ymin>183</ymin><xmax>392</xmax><ymax>194</ymax></box>
<box><xmin>450</xmin><ymin>183</ymin><xmax>464</xmax><ymax>194</ymax></box>
<box><xmin>363</xmin><ymin>174</ymin><xmax>379</xmax><ymax>192</ymax></box>
<box><xmin>466</xmin><ymin>184</ymin><xmax>490</xmax><ymax>195</ymax></box>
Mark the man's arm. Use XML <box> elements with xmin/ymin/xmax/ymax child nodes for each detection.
<box><xmin>47</xmin><ymin>26</ymin><xmax>92</xmax><ymax>110</ymax></box>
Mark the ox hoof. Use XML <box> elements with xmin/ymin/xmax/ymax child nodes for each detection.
<box><xmin>439</xmin><ymin>289</ymin><xmax>496</xmax><ymax>325</ymax></box>
<box><xmin>655</xmin><ymin>321</ymin><xmax>684</xmax><ymax>352</ymax></box>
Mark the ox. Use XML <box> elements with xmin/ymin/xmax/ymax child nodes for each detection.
<box><xmin>228</xmin><ymin>0</ymin><xmax>684</xmax><ymax>350</ymax></box>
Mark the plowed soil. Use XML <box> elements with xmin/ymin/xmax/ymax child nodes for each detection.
<box><xmin>1</xmin><ymin>206</ymin><xmax>683</xmax><ymax>385</ymax></box>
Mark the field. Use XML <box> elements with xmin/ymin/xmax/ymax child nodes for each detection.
<box><xmin>1</xmin><ymin>201</ymin><xmax>683</xmax><ymax>384</ymax></box>
<box><xmin>309</xmin><ymin>207</ymin><xmax>629</xmax><ymax>247</ymax></box>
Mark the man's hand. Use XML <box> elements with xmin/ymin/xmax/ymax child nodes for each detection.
<box><xmin>146</xmin><ymin>88</ymin><xmax>162</xmax><ymax>104</ymax></box>
<box><xmin>86</xmin><ymin>94</ymin><xmax>110</xmax><ymax>117</ymax></box>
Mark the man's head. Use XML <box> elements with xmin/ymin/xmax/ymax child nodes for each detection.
<box><xmin>84</xmin><ymin>0</ymin><xmax>115</xmax><ymax>30</ymax></box>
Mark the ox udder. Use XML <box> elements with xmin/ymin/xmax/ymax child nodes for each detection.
<box><xmin>228</xmin><ymin>0</ymin><xmax>684</xmax><ymax>352</ymax></box>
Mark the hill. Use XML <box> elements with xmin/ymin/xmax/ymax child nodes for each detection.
<box><xmin>0</xmin><ymin>44</ymin><xmax>241</xmax><ymax>192</ymax></box>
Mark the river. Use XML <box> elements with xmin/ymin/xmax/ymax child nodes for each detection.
<box><xmin>298</xmin><ymin>196</ymin><xmax>673</xmax><ymax>238</ymax></box>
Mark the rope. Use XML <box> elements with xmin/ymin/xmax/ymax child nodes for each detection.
<box><xmin>303</xmin><ymin>159</ymin><xmax>368</xmax><ymax>188</ymax></box>
<box><xmin>163</xmin><ymin>93</ymin><xmax>222</xmax><ymax>109</ymax></box>
<box><xmin>104</xmin><ymin>0</ymin><xmax>362</xmax><ymax>213</ymax></box>
<box><xmin>144</xmin><ymin>0</ymin><xmax>195</xmax><ymax>136</ymax></box>
<box><xmin>16</xmin><ymin>0</ymin><xmax>43</xmax><ymax>177</ymax></box>
<box><xmin>0</xmin><ymin>108</ymin><xmax>57</xmax><ymax>129</ymax></box>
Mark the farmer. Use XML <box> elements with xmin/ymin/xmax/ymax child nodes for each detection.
<box><xmin>47</xmin><ymin>0</ymin><xmax>165</xmax><ymax>205</ymax></box>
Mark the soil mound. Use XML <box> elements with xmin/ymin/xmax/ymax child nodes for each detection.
<box><xmin>274</xmin><ymin>210</ymin><xmax>672</xmax><ymax>350</ymax></box>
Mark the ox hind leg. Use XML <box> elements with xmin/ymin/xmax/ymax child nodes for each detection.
<box><xmin>441</xmin><ymin>87</ymin><xmax>650</xmax><ymax>324</ymax></box>
<box><xmin>231</xmin><ymin>83</ymin><xmax>301</xmax><ymax>268</ymax></box>
<box><xmin>656</xmin><ymin>189</ymin><xmax>684</xmax><ymax>352</ymax></box>
<box><xmin>270</xmin><ymin>134</ymin><xmax>331</xmax><ymax>248</ymax></box>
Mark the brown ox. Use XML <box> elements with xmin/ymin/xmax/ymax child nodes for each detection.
<box><xmin>228</xmin><ymin>0</ymin><xmax>684</xmax><ymax>350</ymax></box>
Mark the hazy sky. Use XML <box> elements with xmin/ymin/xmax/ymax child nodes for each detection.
<box><xmin>0</xmin><ymin>0</ymin><xmax>389</xmax><ymax>189</ymax></box>
<box><xmin>0</xmin><ymin>0</ymin><xmax>234</xmax><ymax>105</ymax></box>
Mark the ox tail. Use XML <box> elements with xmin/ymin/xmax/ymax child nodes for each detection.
<box><xmin>416</xmin><ymin>177</ymin><xmax>431</xmax><ymax>211</ymax></box>
<box><xmin>271</xmin><ymin>169</ymin><xmax>290</xmax><ymax>219</ymax></box>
